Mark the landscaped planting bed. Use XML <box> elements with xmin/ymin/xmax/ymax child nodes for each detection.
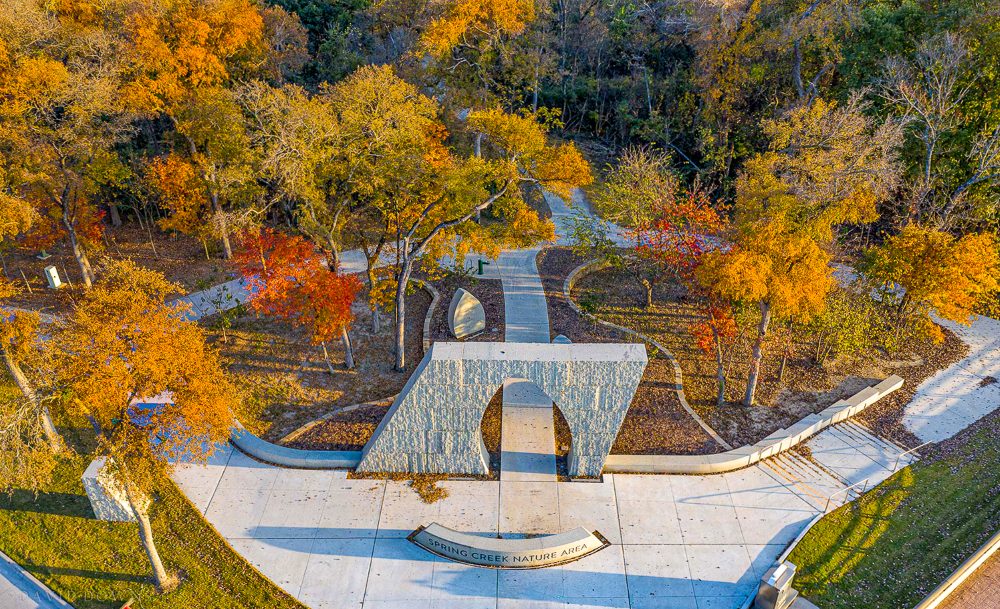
<box><xmin>537</xmin><ymin>247</ymin><xmax>720</xmax><ymax>455</ymax></box>
<box><xmin>548</xmin><ymin>247</ymin><xmax>967</xmax><ymax>449</ymax></box>
<box><xmin>788</xmin><ymin>407</ymin><xmax>1000</xmax><ymax>609</ymax></box>
<box><xmin>206</xmin><ymin>286</ymin><xmax>430</xmax><ymax>442</ymax></box>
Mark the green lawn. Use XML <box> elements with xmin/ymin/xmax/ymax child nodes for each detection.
<box><xmin>0</xmin><ymin>413</ymin><xmax>304</xmax><ymax>608</ymax></box>
<box><xmin>788</xmin><ymin>412</ymin><xmax>1000</xmax><ymax>609</ymax></box>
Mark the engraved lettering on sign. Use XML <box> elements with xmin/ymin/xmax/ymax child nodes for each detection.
<box><xmin>408</xmin><ymin>523</ymin><xmax>609</xmax><ymax>569</ymax></box>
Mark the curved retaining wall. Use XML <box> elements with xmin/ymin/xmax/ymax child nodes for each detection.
<box><xmin>564</xmin><ymin>259</ymin><xmax>731</xmax><ymax>449</ymax></box>
<box><xmin>231</xmin><ymin>424</ymin><xmax>361</xmax><ymax>469</ymax></box>
<box><xmin>409</xmin><ymin>523</ymin><xmax>609</xmax><ymax>569</ymax></box>
<box><xmin>605</xmin><ymin>375</ymin><xmax>904</xmax><ymax>474</ymax></box>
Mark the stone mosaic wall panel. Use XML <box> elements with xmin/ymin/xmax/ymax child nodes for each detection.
<box><xmin>357</xmin><ymin>342</ymin><xmax>647</xmax><ymax>477</ymax></box>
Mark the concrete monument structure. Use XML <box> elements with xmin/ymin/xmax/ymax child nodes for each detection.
<box><xmin>357</xmin><ymin>342</ymin><xmax>647</xmax><ymax>477</ymax></box>
<box><xmin>43</xmin><ymin>266</ymin><xmax>61</xmax><ymax>289</ymax></box>
<box><xmin>447</xmin><ymin>288</ymin><xmax>486</xmax><ymax>339</ymax></box>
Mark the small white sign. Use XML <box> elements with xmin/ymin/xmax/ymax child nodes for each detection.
<box><xmin>43</xmin><ymin>265</ymin><xmax>61</xmax><ymax>289</ymax></box>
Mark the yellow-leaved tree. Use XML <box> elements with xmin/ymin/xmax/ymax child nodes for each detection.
<box><xmin>53</xmin><ymin>260</ymin><xmax>239</xmax><ymax>591</ymax></box>
<box><xmin>697</xmin><ymin>96</ymin><xmax>901</xmax><ymax>406</ymax></box>
<box><xmin>862</xmin><ymin>225</ymin><xmax>1000</xmax><ymax>342</ymax></box>
<box><xmin>241</xmin><ymin>65</ymin><xmax>591</xmax><ymax>371</ymax></box>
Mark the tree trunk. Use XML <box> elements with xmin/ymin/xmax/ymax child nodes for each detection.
<box><xmin>62</xmin><ymin>217</ymin><xmax>94</xmax><ymax>289</ymax></box>
<box><xmin>792</xmin><ymin>39</ymin><xmax>805</xmax><ymax>100</ymax></box>
<box><xmin>320</xmin><ymin>341</ymin><xmax>335</xmax><ymax>375</ymax></box>
<box><xmin>123</xmin><ymin>480</ymin><xmax>171</xmax><ymax>591</ymax></box>
<box><xmin>641</xmin><ymin>278</ymin><xmax>653</xmax><ymax>308</ymax></box>
<box><xmin>394</xmin><ymin>258</ymin><xmax>414</xmax><ymax>372</ymax></box>
<box><xmin>743</xmin><ymin>301</ymin><xmax>772</xmax><ymax>407</ymax></box>
<box><xmin>211</xmin><ymin>191</ymin><xmax>232</xmax><ymax>259</ymax></box>
<box><xmin>2</xmin><ymin>349</ymin><xmax>61</xmax><ymax>452</ymax></box>
<box><xmin>714</xmin><ymin>334</ymin><xmax>726</xmax><ymax>407</ymax></box>
<box><xmin>109</xmin><ymin>204</ymin><xmax>122</xmax><ymax>227</ymax></box>
<box><xmin>367</xmin><ymin>267</ymin><xmax>381</xmax><ymax>334</ymax></box>
<box><xmin>340</xmin><ymin>326</ymin><xmax>355</xmax><ymax>370</ymax></box>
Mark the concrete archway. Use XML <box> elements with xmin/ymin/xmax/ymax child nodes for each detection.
<box><xmin>357</xmin><ymin>342</ymin><xmax>647</xmax><ymax>478</ymax></box>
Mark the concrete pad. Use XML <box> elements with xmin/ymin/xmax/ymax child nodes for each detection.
<box><xmin>298</xmin><ymin>538</ymin><xmax>375</xmax><ymax>609</ymax></box>
<box><xmin>229</xmin><ymin>537</ymin><xmax>312</xmax><ymax>595</ymax></box>
<box><xmin>256</xmin><ymin>489</ymin><xmax>327</xmax><ymax>538</ymax></box>
<box><xmin>318</xmin><ymin>488</ymin><xmax>385</xmax><ymax>538</ymax></box>
<box><xmin>684</xmin><ymin>544</ymin><xmax>755</xmax><ymax>598</ymax></box>
<box><xmin>204</xmin><ymin>485</ymin><xmax>272</xmax><ymax>538</ymax></box>
<box><xmin>617</xmin><ymin>499</ymin><xmax>683</xmax><ymax>545</ymax></box>
<box><xmin>365</xmin><ymin>538</ymin><xmax>437</xmax><ymax>601</ymax></box>
<box><xmin>500</xmin><ymin>481</ymin><xmax>560</xmax><ymax>536</ymax></box>
<box><xmin>623</xmin><ymin>545</ymin><xmax>695</xmax><ymax>600</ymax></box>
<box><xmin>562</xmin><ymin>544</ymin><xmax>629</xmax><ymax>598</ymax></box>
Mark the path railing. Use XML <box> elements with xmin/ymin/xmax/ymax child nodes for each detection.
<box><xmin>824</xmin><ymin>478</ymin><xmax>871</xmax><ymax>513</ymax></box>
<box><xmin>892</xmin><ymin>441</ymin><xmax>932</xmax><ymax>472</ymax></box>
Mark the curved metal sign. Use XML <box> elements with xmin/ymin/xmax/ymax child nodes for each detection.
<box><xmin>409</xmin><ymin>523</ymin><xmax>609</xmax><ymax>569</ymax></box>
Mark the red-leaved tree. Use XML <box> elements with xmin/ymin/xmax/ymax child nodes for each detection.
<box><xmin>690</xmin><ymin>304</ymin><xmax>737</xmax><ymax>407</ymax></box>
<box><xmin>633</xmin><ymin>188</ymin><xmax>725</xmax><ymax>307</ymax></box>
<box><xmin>234</xmin><ymin>228</ymin><xmax>361</xmax><ymax>372</ymax></box>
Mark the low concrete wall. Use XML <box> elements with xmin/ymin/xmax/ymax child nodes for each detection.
<box><xmin>564</xmin><ymin>259</ymin><xmax>732</xmax><ymax>450</ymax></box>
<box><xmin>913</xmin><ymin>527</ymin><xmax>1000</xmax><ymax>609</ymax></box>
<box><xmin>231</xmin><ymin>424</ymin><xmax>361</xmax><ymax>469</ymax></box>
<box><xmin>605</xmin><ymin>375</ymin><xmax>904</xmax><ymax>474</ymax></box>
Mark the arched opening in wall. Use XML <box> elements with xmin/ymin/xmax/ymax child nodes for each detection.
<box><xmin>553</xmin><ymin>403</ymin><xmax>572</xmax><ymax>479</ymax></box>
<box><xmin>480</xmin><ymin>386</ymin><xmax>504</xmax><ymax>474</ymax></box>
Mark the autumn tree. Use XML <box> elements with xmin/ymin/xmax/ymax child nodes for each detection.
<box><xmin>234</xmin><ymin>228</ymin><xmax>361</xmax><ymax>371</ymax></box>
<box><xmin>165</xmin><ymin>87</ymin><xmax>262</xmax><ymax>259</ymax></box>
<box><xmin>0</xmin><ymin>0</ymin><xmax>134</xmax><ymax>287</ymax></box>
<box><xmin>54</xmin><ymin>260</ymin><xmax>239</xmax><ymax>590</ymax></box>
<box><xmin>245</xmin><ymin>65</ymin><xmax>589</xmax><ymax>370</ymax></box>
<box><xmin>690</xmin><ymin>304</ymin><xmax>737</xmax><ymax>407</ymax></box>
<box><xmin>0</xmin><ymin>303</ymin><xmax>61</xmax><ymax>453</ymax></box>
<box><xmin>696</xmin><ymin>96</ymin><xmax>899</xmax><ymax>406</ymax></box>
<box><xmin>861</xmin><ymin>224</ymin><xmax>1000</xmax><ymax>342</ymax></box>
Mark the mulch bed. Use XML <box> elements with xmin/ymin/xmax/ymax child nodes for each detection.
<box><xmin>562</xmin><ymin>247</ymin><xmax>970</xmax><ymax>450</ymax></box>
<box><xmin>538</xmin><ymin>247</ymin><xmax>719</xmax><ymax>455</ymax></box>
<box><xmin>425</xmin><ymin>272</ymin><xmax>504</xmax><ymax>342</ymax></box>
<box><xmin>217</xmin><ymin>286</ymin><xmax>431</xmax><ymax>442</ymax></box>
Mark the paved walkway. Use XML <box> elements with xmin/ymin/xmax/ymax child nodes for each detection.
<box><xmin>0</xmin><ymin>551</ymin><xmax>72</xmax><ymax>609</ymax></box>
<box><xmin>903</xmin><ymin>315</ymin><xmax>1000</xmax><ymax>442</ymax></box>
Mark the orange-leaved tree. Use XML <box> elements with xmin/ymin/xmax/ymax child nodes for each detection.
<box><xmin>634</xmin><ymin>187</ymin><xmax>726</xmax><ymax>307</ymax></box>
<box><xmin>696</xmin><ymin>226</ymin><xmax>833</xmax><ymax>407</ymax></box>
<box><xmin>696</xmin><ymin>96</ymin><xmax>900</xmax><ymax>407</ymax></box>
<box><xmin>862</xmin><ymin>225</ymin><xmax>1000</xmax><ymax>342</ymax></box>
<box><xmin>54</xmin><ymin>260</ymin><xmax>239</xmax><ymax>591</ymax></box>
<box><xmin>234</xmin><ymin>228</ymin><xmax>362</xmax><ymax>371</ymax></box>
